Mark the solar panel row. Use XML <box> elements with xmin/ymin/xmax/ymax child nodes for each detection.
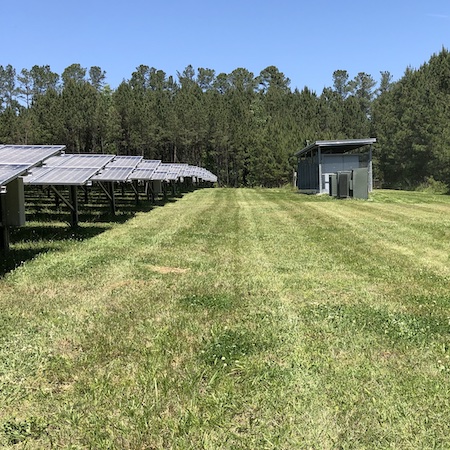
<box><xmin>0</xmin><ymin>146</ymin><xmax>217</xmax><ymax>188</ymax></box>
<box><xmin>1</xmin><ymin>145</ymin><xmax>217</xmax><ymax>253</ymax></box>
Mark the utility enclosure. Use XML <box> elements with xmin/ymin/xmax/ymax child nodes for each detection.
<box><xmin>295</xmin><ymin>138</ymin><xmax>376</xmax><ymax>195</ymax></box>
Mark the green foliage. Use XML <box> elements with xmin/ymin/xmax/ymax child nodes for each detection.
<box><xmin>373</xmin><ymin>48</ymin><xmax>450</xmax><ymax>188</ymax></box>
<box><xmin>2</xmin><ymin>49</ymin><xmax>450</xmax><ymax>187</ymax></box>
<box><xmin>416</xmin><ymin>176</ymin><xmax>449</xmax><ymax>194</ymax></box>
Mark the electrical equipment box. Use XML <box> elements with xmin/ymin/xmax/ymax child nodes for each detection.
<box><xmin>152</xmin><ymin>180</ymin><xmax>162</xmax><ymax>196</ymax></box>
<box><xmin>337</xmin><ymin>171</ymin><xmax>351</xmax><ymax>198</ymax></box>
<box><xmin>352</xmin><ymin>167</ymin><xmax>369</xmax><ymax>199</ymax></box>
<box><xmin>329</xmin><ymin>174</ymin><xmax>337</xmax><ymax>197</ymax></box>
<box><xmin>4</xmin><ymin>177</ymin><xmax>26</xmax><ymax>227</ymax></box>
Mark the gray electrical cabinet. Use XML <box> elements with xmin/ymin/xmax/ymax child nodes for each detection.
<box><xmin>329</xmin><ymin>174</ymin><xmax>337</xmax><ymax>197</ymax></box>
<box><xmin>152</xmin><ymin>180</ymin><xmax>162</xmax><ymax>196</ymax></box>
<box><xmin>4</xmin><ymin>177</ymin><xmax>26</xmax><ymax>227</ymax></box>
<box><xmin>337</xmin><ymin>171</ymin><xmax>351</xmax><ymax>198</ymax></box>
<box><xmin>352</xmin><ymin>168</ymin><xmax>369</xmax><ymax>199</ymax></box>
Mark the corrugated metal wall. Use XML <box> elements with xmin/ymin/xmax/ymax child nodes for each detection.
<box><xmin>297</xmin><ymin>153</ymin><xmax>319</xmax><ymax>190</ymax></box>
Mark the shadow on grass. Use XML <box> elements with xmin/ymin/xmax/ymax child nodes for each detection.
<box><xmin>1</xmin><ymin>193</ymin><xmax>184</xmax><ymax>278</ymax></box>
<box><xmin>0</xmin><ymin>224</ymin><xmax>110</xmax><ymax>277</ymax></box>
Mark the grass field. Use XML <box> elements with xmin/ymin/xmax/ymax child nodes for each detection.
<box><xmin>1</xmin><ymin>188</ymin><xmax>450</xmax><ymax>449</ymax></box>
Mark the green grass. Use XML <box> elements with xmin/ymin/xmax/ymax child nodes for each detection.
<box><xmin>1</xmin><ymin>188</ymin><xmax>450</xmax><ymax>449</ymax></box>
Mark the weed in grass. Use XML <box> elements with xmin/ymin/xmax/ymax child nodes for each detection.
<box><xmin>44</xmin><ymin>353</ymin><xmax>77</xmax><ymax>386</ymax></box>
<box><xmin>408</xmin><ymin>292</ymin><xmax>450</xmax><ymax>309</ymax></box>
<box><xmin>302</xmin><ymin>303</ymin><xmax>450</xmax><ymax>347</ymax></box>
<box><xmin>1</xmin><ymin>416</ymin><xmax>48</xmax><ymax>445</ymax></box>
<box><xmin>200</xmin><ymin>327</ymin><xmax>271</xmax><ymax>373</ymax></box>
<box><xmin>179</xmin><ymin>293</ymin><xmax>235</xmax><ymax>311</ymax></box>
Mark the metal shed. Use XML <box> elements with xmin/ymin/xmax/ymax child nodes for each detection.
<box><xmin>294</xmin><ymin>138</ymin><xmax>376</xmax><ymax>194</ymax></box>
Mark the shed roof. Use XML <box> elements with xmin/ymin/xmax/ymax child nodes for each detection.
<box><xmin>295</xmin><ymin>138</ymin><xmax>376</xmax><ymax>157</ymax></box>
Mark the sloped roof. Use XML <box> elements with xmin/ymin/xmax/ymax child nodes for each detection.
<box><xmin>295</xmin><ymin>138</ymin><xmax>376</xmax><ymax>157</ymax></box>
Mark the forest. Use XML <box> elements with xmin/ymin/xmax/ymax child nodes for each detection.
<box><xmin>1</xmin><ymin>48</ymin><xmax>450</xmax><ymax>190</ymax></box>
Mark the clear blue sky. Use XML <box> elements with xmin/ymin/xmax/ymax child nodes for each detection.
<box><xmin>2</xmin><ymin>0</ymin><xmax>449</xmax><ymax>93</ymax></box>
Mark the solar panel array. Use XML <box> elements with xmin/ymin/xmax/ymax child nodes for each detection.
<box><xmin>0</xmin><ymin>146</ymin><xmax>217</xmax><ymax>187</ymax></box>
<box><xmin>127</xmin><ymin>161</ymin><xmax>217</xmax><ymax>183</ymax></box>
<box><xmin>1</xmin><ymin>146</ymin><xmax>217</xmax><ymax>253</ymax></box>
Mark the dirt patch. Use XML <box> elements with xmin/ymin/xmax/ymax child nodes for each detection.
<box><xmin>109</xmin><ymin>279</ymin><xmax>156</xmax><ymax>290</ymax></box>
<box><xmin>54</xmin><ymin>338</ymin><xmax>82</xmax><ymax>360</ymax></box>
<box><xmin>147</xmin><ymin>265</ymin><xmax>190</xmax><ymax>274</ymax></box>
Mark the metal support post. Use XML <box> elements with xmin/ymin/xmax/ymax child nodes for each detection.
<box><xmin>69</xmin><ymin>185</ymin><xmax>79</xmax><ymax>227</ymax></box>
<box><xmin>0</xmin><ymin>194</ymin><xmax>10</xmax><ymax>253</ymax></box>
<box><xmin>109</xmin><ymin>182</ymin><xmax>116</xmax><ymax>215</ymax></box>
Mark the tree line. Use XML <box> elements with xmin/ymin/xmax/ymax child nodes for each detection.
<box><xmin>1</xmin><ymin>48</ymin><xmax>449</xmax><ymax>189</ymax></box>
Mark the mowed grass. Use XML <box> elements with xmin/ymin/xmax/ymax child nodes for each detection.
<box><xmin>1</xmin><ymin>188</ymin><xmax>450</xmax><ymax>449</ymax></box>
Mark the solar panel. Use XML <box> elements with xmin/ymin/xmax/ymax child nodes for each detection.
<box><xmin>129</xmin><ymin>167</ymin><xmax>157</xmax><ymax>180</ymax></box>
<box><xmin>184</xmin><ymin>166</ymin><xmax>195</xmax><ymax>177</ymax></box>
<box><xmin>191</xmin><ymin>166</ymin><xmax>202</xmax><ymax>176</ymax></box>
<box><xmin>199</xmin><ymin>168</ymin><xmax>217</xmax><ymax>182</ymax></box>
<box><xmin>182</xmin><ymin>166</ymin><xmax>197</xmax><ymax>177</ymax></box>
<box><xmin>150</xmin><ymin>165</ymin><xmax>172</xmax><ymax>181</ymax></box>
<box><xmin>26</xmin><ymin>167</ymin><xmax>100</xmax><ymax>186</ymax></box>
<box><xmin>147</xmin><ymin>163</ymin><xmax>183</xmax><ymax>181</ymax></box>
<box><xmin>165</xmin><ymin>165</ymin><xmax>183</xmax><ymax>181</ymax></box>
<box><xmin>91</xmin><ymin>167</ymin><xmax>135</xmax><ymax>182</ymax></box>
<box><xmin>42</xmin><ymin>154</ymin><xmax>76</xmax><ymax>167</ymax></box>
<box><xmin>183</xmin><ymin>165</ymin><xmax>217</xmax><ymax>182</ymax></box>
<box><xmin>128</xmin><ymin>160</ymin><xmax>161</xmax><ymax>180</ymax></box>
<box><xmin>205</xmin><ymin>174</ymin><xmax>217</xmax><ymax>182</ymax></box>
<box><xmin>106</xmin><ymin>156</ymin><xmax>143</xmax><ymax>168</ymax></box>
<box><xmin>170</xmin><ymin>164</ymin><xmax>189</xmax><ymax>177</ymax></box>
<box><xmin>135</xmin><ymin>160</ymin><xmax>161</xmax><ymax>171</ymax></box>
<box><xmin>22</xmin><ymin>166</ymin><xmax>54</xmax><ymax>185</ymax></box>
<box><xmin>44</xmin><ymin>154</ymin><xmax>114</xmax><ymax>169</ymax></box>
<box><xmin>0</xmin><ymin>164</ymin><xmax>30</xmax><ymax>186</ymax></box>
<box><xmin>0</xmin><ymin>145</ymin><xmax>65</xmax><ymax>165</ymax></box>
